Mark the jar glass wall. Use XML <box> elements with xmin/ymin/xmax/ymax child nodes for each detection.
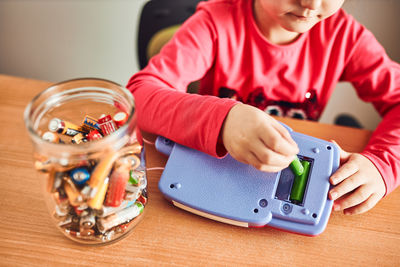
<box><xmin>24</xmin><ymin>78</ymin><xmax>147</xmax><ymax>245</ymax></box>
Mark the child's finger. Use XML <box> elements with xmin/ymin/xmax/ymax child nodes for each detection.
<box><xmin>343</xmin><ymin>193</ymin><xmax>381</xmax><ymax>215</ymax></box>
<box><xmin>232</xmin><ymin>149</ymin><xmax>258</xmax><ymax>167</ymax></box>
<box><xmin>250</xmin><ymin>140</ymin><xmax>293</xmax><ymax>168</ymax></box>
<box><xmin>273</xmin><ymin>121</ymin><xmax>299</xmax><ymax>149</ymax></box>
<box><xmin>329</xmin><ymin>171</ymin><xmax>363</xmax><ymax>200</ymax></box>
<box><xmin>258</xmin><ymin>165</ymin><xmax>286</xmax><ymax>173</ymax></box>
<box><xmin>260</xmin><ymin>127</ymin><xmax>298</xmax><ymax>157</ymax></box>
<box><xmin>332</xmin><ymin>185</ymin><xmax>371</xmax><ymax>211</ymax></box>
<box><xmin>245</xmin><ymin>150</ymin><xmax>286</xmax><ymax>173</ymax></box>
<box><xmin>329</xmin><ymin>160</ymin><xmax>359</xmax><ymax>186</ymax></box>
<box><xmin>245</xmin><ymin>151</ymin><xmax>265</xmax><ymax>169</ymax></box>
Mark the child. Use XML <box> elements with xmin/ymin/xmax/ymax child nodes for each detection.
<box><xmin>127</xmin><ymin>0</ymin><xmax>400</xmax><ymax>215</ymax></box>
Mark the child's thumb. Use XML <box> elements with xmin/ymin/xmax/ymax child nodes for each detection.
<box><xmin>330</xmin><ymin>139</ymin><xmax>351</xmax><ymax>163</ymax></box>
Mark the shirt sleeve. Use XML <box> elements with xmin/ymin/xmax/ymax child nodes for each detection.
<box><xmin>127</xmin><ymin>9</ymin><xmax>237</xmax><ymax>157</ymax></box>
<box><xmin>340</xmin><ymin>27</ymin><xmax>400</xmax><ymax>195</ymax></box>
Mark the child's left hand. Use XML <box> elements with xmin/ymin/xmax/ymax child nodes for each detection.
<box><xmin>328</xmin><ymin>141</ymin><xmax>386</xmax><ymax>215</ymax></box>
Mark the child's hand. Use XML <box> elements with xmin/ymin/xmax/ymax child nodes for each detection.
<box><xmin>329</xmin><ymin>142</ymin><xmax>386</xmax><ymax>215</ymax></box>
<box><xmin>221</xmin><ymin>103</ymin><xmax>299</xmax><ymax>172</ymax></box>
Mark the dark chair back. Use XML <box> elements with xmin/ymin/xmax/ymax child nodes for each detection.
<box><xmin>137</xmin><ymin>0</ymin><xmax>203</xmax><ymax>69</ymax></box>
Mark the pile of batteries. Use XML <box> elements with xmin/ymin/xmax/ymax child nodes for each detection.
<box><xmin>43</xmin><ymin>112</ymin><xmax>128</xmax><ymax>144</ymax></box>
<box><xmin>35</xmin><ymin>112</ymin><xmax>147</xmax><ymax>243</ymax></box>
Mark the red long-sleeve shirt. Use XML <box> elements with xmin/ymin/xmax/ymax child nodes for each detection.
<box><xmin>127</xmin><ymin>0</ymin><xmax>400</xmax><ymax>194</ymax></box>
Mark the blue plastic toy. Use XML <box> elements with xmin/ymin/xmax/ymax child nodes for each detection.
<box><xmin>156</xmin><ymin>124</ymin><xmax>339</xmax><ymax>236</ymax></box>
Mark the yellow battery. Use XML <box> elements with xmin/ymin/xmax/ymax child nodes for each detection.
<box><xmin>88</xmin><ymin>177</ymin><xmax>109</xmax><ymax>210</ymax></box>
<box><xmin>88</xmin><ymin>152</ymin><xmax>118</xmax><ymax>195</ymax></box>
<box><xmin>48</xmin><ymin>118</ymin><xmax>83</xmax><ymax>136</ymax></box>
<box><xmin>64</xmin><ymin>177</ymin><xmax>84</xmax><ymax>206</ymax></box>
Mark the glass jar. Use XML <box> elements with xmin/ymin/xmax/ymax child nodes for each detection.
<box><xmin>24</xmin><ymin>78</ymin><xmax>147</xmax><ymax>245</ymax></box>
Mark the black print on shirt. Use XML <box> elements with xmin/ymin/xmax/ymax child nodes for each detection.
<box><xmin>218</xmin><ymin>87</ymin><xmax>320</xmax><ymax>121</ymax></box>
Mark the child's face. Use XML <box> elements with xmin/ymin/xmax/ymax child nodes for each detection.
<box><xmin>256</xmin><ymin>0</ymin><xmax>345</xmax><ymax>33</ymax></box>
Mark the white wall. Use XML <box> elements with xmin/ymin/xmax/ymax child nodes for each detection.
<box><xmin>0</xmin><ymin>0</ymin><xmax>399</xmax><ymax>130</ymax></box>
<box><xmin>0</xmin><ymin>0</ymin><xmax>147</xmax><ymax>85</ymax></box>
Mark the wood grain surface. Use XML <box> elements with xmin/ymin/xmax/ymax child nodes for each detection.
<box><xmin>0</xmin><ymin>74</ymin><xmax>399</xmax><ymax>266</ymax></box>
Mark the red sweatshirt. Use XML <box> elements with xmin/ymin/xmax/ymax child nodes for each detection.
<box><xmin>127</xmin><ymin>0</ymin><xmax>400</xmax><ymax>194</ymax></box>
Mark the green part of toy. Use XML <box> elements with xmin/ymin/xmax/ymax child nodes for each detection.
<box><xmin>290</xmin><ymin>160</ymin><xmax>311</xmax><ymax>204</ymax></box>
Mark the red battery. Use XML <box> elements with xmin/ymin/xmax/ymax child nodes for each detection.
<box><xmin>113</xmin><ymin>112</ymin><xmax>128</xmax><ymax>128</ymax></box>
<box><xmin>137</xmin><ymin>194</ymin><xmax>147</xmax><ymax>205</ymax></box>
<box><xmin>98</xmin><ymin>115</ymin><xmax>117</xmax><ymax>136</ymax></box>
<box><xmin>105</xmin><ymin>166</ymin><xmax>129</xmax><ymax>207</ymax></box>
<box><xmin>86</xmin><ymin>130</ymin><xmax>103</xmax><ymax>141</ymax></box>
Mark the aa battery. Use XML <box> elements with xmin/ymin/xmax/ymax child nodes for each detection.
<box><xmin>125</xmin><ymin>183</ymin><xmax>142</xmax><ymax>201</ymax></box>
<box><xmin>128</xmin><ymin>169</ymin><xmax>142</xmax><ymax>186</ymax></box>
<box><xmin>125</xmin><ymin>191</ymin><xmax>141</xmax><ymax>202</ymax></box>
<box><xmin>69</xmin><ymin>167</ymin><xmax>90</xmax><ymax>186</ymax></box>
<box><xmin>101</xmin><ymin>218</ymin><xmax>134</xmax><ymax>242</ymax></box>
<box><xmin>137</xmin><ymin>194</ymin><xmax>147</xmax><ymax>205</ymax></box>
<box><xmin>88</xmin><ymin>177</ymin><xmax>109</xmax><ymax>210</ymax></box>
<box><xmin>63</xmin><ymin>177</ymin><xmax>84</xmax><ymax>206</ymax></box>
<box><xmin>79</xmin><ymin>211</ymin><xmax>96</xmax><ymax>229</ymax></box>
<box><xmin>42</xmin><ymin>131</ymin><xmax>60</xmax><ymax>143</ymax></box>
<box><xmin>98</xmin><ymin>115</ymin><xmax>117</xmax><ymax>136</ymax></box>
<box><xmin>53</xmin><ymin>193</ymin><xmax>70</xmax><ymax>218</ymax></box>
<box><xmin>105</xmin><ymin>166</ymin><xmax>130</xmax><ymax>207</ymax></box>
<box><xmin>81</xmin><ymin>115</ymin><xmax>101</xmax><ymax>133</ymax></box>
<box><xmin>141</xmin><ymin>188</ymin><xmax>148</xmax><ymax>199</ymax></box>
<box><xmin>97</xmin><ymin>202</ymin><xmax>144</xmax><ymax>233</ymax></box>
<box><xmin>96</xmin><ymin>200</ymin><xmax>136</xmax><ymax>217</ymax></box>
<box><xmin>113</xmin><ymin>112</ymin><xmax>128</xmax><ymax>128</ymax></box>
<box><xmin>87</xmin><ymin>130</ymin><xmax>103</xmax><ymax>141</ymax></box>
<box><xmin>71</xmin><ymin>133</ymin><xmax>87</xmax><ymax>144</ymax></box>
<box><xmin>139</xmin><ymin>174</ymin><xmax>147</xmax><ymax>190</ymax></box>
<box><xmin>290</xmin><ymin>156</ymin><xmax>304</xmax><ymax>176</ymax></box>
<box><xmin>290</xmin><ymin>160</ymin><xmax>311</xmax><ymax>204</ymax></box>
<box><xmin>48</xmin><ymin>118</ymin><xmax>83</xmax><ymax>137</ymax></box>
<box><xmin>87</xmin><ymin>152</ymin><xmax>118</xmax><ymax>198</ymax></box>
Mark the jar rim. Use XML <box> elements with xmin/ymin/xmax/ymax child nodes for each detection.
<box><xmin>23</xmin><ymin>77</ymin><xmax>136</xmax><ymax>155</ymax></box>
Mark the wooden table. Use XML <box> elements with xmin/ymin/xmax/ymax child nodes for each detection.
<box><xmin>0</xmin><ymin>74</ymin><xmax>399</xmax><ymax>266</ymax></box>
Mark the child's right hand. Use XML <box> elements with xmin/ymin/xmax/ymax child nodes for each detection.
<box><xmin>221</xmin><ymin>103</ymin><xmax>299</xmax><ymax>172</ymax></box>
